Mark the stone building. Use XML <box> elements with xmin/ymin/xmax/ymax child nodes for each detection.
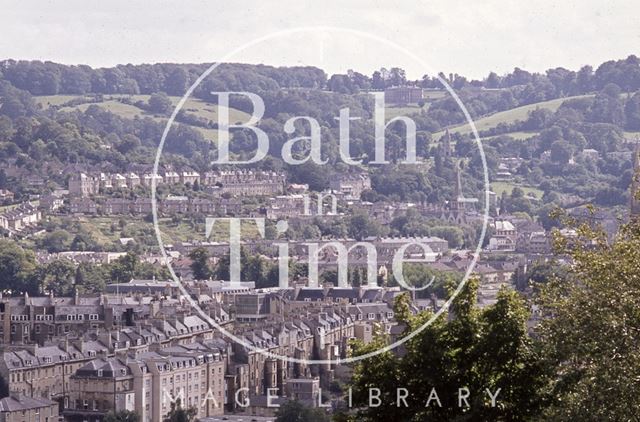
<box><xmin>0</xmin><ymin>394</ymin><xmax>59</xmax><ymax>422</ymax></box>
<box><xmin>384</xmin><ymin>86</ymin><xmax>423</xmax><ymax>104</ymax></box>
<box><xmin>68</xmin><ymin>174</ymin><xmax>98</xmax><ymax>198</ymax></box>
<box><xmin>329</xmin><ymin>173</ymin><xmax>371</xmax><ymax>200</ymax></box>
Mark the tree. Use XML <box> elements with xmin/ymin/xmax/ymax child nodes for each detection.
<box><xmin>625</xmin><ymin>91</ymin><xmax>640</xmax><ymax>130</ymax></box>
<box><xmin>188</xmin><ymin>247</ymin><xmax>212</xmax><ymax>280</ymax></box>
<box><xmin>0</xmin><ymin>239</ymin><xmax>38</xmax><ymax>294</ymax></box>
<box><xmin>163</xmin><ymin>399</ymin><xmax>197</xmax><ymax>422</ymax></box>
<box><xmin>165</xmin><ymin>68</ymin><xmax>189</xmax><ymax>96</ymax></box>
<box><xmin>536</xmin><ymin>216</ymin><xmax>640</xmax><ymax>420</ymax></box>
<box><xmin>104</xmin><ymin>410</ymin><xmax>139</xmax><ymax>422</ymax></box>
<box><xmin>348</xmin><ymin>212</ymin><xmax>383</xmax><ymax>241</ymax></box>
<box><xmin>549</xmin><ymin>140</ymin><xmax>572</xmax><ymax>164</ymax></box>
<box><xmin>348</xmin><ymin>277</ymin><xmax>549</xmax><ymax>421</ymax></box>
<box><xmin>75</xmin><ymin>262</ymin><xmax>107</xmax><ymax>293</ymax></box>
<box><xmin>275</xmin><ymin>400</ymin><xmax>330</xmax><ymax>422</ymax></box>
<box><xmin>109</xmin><ymin>252</ymin><xmax>139</xmax><ymax>284</ymax></box>
<box><xmin>38</xmin><ymin>230</ymin><xmax>72</xmax><ymax>253</ymax></box>
<box><xmin>38</xmin><ymin>259</ymin><xmax>76</xmax><ymax>296</ymax></box>
<box><xmin>148</xmin><ymin>92</ymin><xmax>173</xmax><ymax>115</ymax></box>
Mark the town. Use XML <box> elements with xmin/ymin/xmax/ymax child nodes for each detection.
<box><xmin>0</xmin><ymin>37</ymin><xmax>639</xmax><ymax>420</ymax></box>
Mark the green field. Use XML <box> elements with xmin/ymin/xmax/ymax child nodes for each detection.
<box><xmin>35</xmin><ymin>94</ymin><xmax>251</xmax><ymax>141</ymax></box>
<box><xmin>484</xmin><ymin>131</ymin><xmax>539</xmax><ymax>141</ymax></box>
<box><xmin>624</xmin><ymin>131</ymin><xmax>640</xmax><ymax>142</ymax></box>
<box><xmin>47</xmin><ymin>215</ymin><xmax>262</xmax><ymax>247</ymax></box>
<box><xmin>433</xmin><ymin>94</ymin><xmax>594</xmax><ymax>139</ymax></box>
<box><xmin>386</xmin><ymin>104</ymin><xmax>426</xmax><ymax>119</ymax></box>
<box><xmin>491</xmin><ymin>182</ymin><xmax>543</xmax><ymax>199</ymax></box>
<box><xmin>422</xmin><ymin>90</ymin><xmax>447</xmax><ymax>101</ymax></box>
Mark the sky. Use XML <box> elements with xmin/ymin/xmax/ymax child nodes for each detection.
<box><xmin>0</xmin><ymin>0</ymin><xmax>639</xmax><ymax>80</ymax></box>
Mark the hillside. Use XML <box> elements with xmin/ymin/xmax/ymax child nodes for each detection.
<box><xmin>432</xmin><ymin>94</ymin><xmax>595</xmax><ymax>140</ymax></box>
<box><xmin>35</xmin><ymin>94</ymin><xmax>252</xmax><ymax>141</ymax></box>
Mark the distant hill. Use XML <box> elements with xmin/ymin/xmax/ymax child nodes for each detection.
<box><xmin>433</xmin><ymin>94</ymin><xmax>595</xmax><ymax>139</ymax></box>
<box><xmin>35</xmin><ymin>94</ymin><xmax>251</xmax><ymax>141</ymax></box>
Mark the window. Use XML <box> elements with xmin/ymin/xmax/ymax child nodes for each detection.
<box><xmin>368</xmin><ymin>313</ymin><xmax>375</xmax><ymax>320</ymax></box>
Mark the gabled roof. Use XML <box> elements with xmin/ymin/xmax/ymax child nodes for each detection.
<box><xmin>0</xmin><ymin>395</ymin><xmax>56</xmax><ymax>412</ymax></box>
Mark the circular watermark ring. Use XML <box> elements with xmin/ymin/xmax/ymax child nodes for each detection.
<box><xmin>152</xmin><ymin>26</ymin><xmax>489</xmax><ymax>365</ymax></box>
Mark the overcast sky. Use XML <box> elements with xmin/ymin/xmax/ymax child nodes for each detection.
<box><xmin>1</xmin><ymin>0</ymin><xmax>638</xmax><ymax>80</ymax></box>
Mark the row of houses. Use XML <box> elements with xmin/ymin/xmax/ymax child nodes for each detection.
<box><xmin>69</xmin><ymin>196</ymin><xmax>246</xmax><ymax>216</ymax></box>
<box><xmin>0</xmin><ymin>282</ymin><xmax>401</xmax><ymax>421</ymax></box>
<box><xmin>69</xmin><ymin>170</ymin><xmax>286</xmax><ymax>198</ymax></box>
<box><xmin>0</xmin><ymin>203</ymin><xmax>42</xmax><ymax>235</ymax></box>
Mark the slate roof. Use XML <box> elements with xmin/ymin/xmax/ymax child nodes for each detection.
<box><xmin>0</xmin><ymin>395</ymin><xmax>56</xmax><ymax>412</ymax></box>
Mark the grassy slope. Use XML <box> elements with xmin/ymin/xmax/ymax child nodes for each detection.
<box><xmin>35</xmin><ymin>95</ymin><xmax>251</xmax><ymax>141</ymax></box>
<box><xmin>491</xmin><ymin>182</ymin><xmax>543</xmax><ymax>199</ymax></box>
<box><xmin>433</xmin><ymin>94</ymin><xmax>594</xmax><ymax>139</ymax></box>
<box><xmin>48</xmin><ymin>215</ymin><xmax>262</xmax><ymax>247</ymax></box>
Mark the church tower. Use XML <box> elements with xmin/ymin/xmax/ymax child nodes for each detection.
<box><xmin>441</xmin><ymin>129</ymin><xmax>452</xmax><ymax>159</ymax></box>
<box><xmin>450</xmin><ymin>161</ymin><xmax>465</xmax><ymax>213</ymax></box>
<box><xmin>444</xmin><ymin>160</ymin><xmax>467</xmax><ymax>225</ymax></box>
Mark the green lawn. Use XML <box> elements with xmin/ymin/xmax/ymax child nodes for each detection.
<box><xmin>433</xmin><ymin>94</ymin><xmax>595</xmax><ymax>139</ymax></box>
<box><xmin>422</xmin><ymin>90</ymin><xmax>447</xmax><ymax>101</ymax></box>
<box><xmin>385</xmin><ymin>104</ymin><xmax>426</xmax><ymax>119</ymax></box>
<box><xmin>491</xmin><ymin>182</ymin><xmax>543</xmax><ymax>199</ymax></box>
<box><xmin>35</xmin><ymin>95</ymin><xmax>84</xmax><ymax>107</ymax></box>
<box><xmin>35</xmin><ymin>94</ymin><xmax>251</xmax><ymax>141</ymax></box>
<box><xmin>484</xmin><ymin>131</ymin><xmax>539</xmax><ymax>141</ymax></box>
<box><xmin>50</xmin><ymin>215</ymin><xmax>262</xmax><ymax>247</ymax></box>
<box><xmin>624</xmin><ymin>131</ymin><xmax>640</xmax><ymax>142</ymax></box>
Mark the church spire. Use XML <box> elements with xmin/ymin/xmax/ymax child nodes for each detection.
<box><xmin>454</xmin><ymin>160</ymin><xmax>463</xmax><ymax>199</ymax></box>
<box><xmin>442</xmin><ymin>129</ymin><xmax>452</xmax><ymax>159</ymax></box>
<box><xmin>450</xmin><ymin>160</ymin><xmax>465</xmax><ymax>212</ymax></box>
